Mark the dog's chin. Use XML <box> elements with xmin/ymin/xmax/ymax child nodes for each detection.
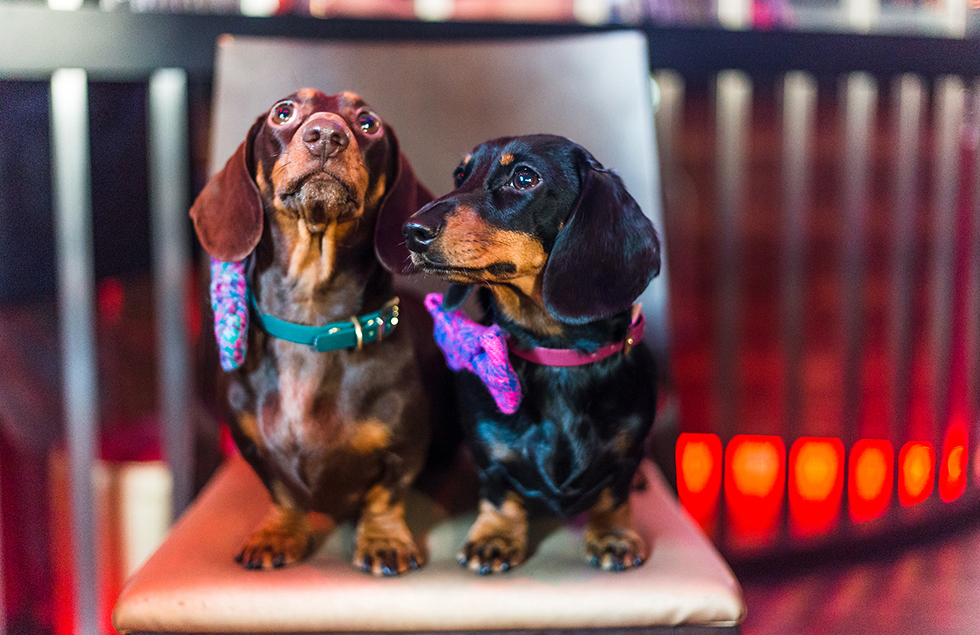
<box><xmin>282</xmin><ymin>174</ymin><xmax>363</xmax><ymax>231</ymax></box>
<box><xmin>411</xmin><ymin>253</ymin><xmax>517</xmax><ymax>285</ymax></box>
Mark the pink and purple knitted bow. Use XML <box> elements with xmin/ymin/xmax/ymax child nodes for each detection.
<box><xmin>210</xmin><ymin>257</ymin><xmax>249</xmax><ymax>371</ymax></box>
<box><xmin>425</xmin><ymin>293</ymin><xmax>523</xmax><ymax>414</ymax></box>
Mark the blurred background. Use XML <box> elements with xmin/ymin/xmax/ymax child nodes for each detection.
<box><xmin>4</xmin><ymin>0</ymin><xmax>980</xmax><ymax>633</ymax></box>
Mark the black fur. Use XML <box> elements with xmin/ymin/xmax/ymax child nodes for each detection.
<box><xmin>405</xmin><ymin>134</ymin><xmax>661</xmax><ymax>520</ymax></box>
<box><xmin>464</xmin><ymin>287</ymin><xmax>656</xmax><ymax>518</ymax></box>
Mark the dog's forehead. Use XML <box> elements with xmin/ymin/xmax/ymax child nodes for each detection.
<box><xmin>285</xmin><ymin>89</ymin><xmax>369</xmax><ymax>117</ymax></box>
<box><xmin>472</xmin><ymin>135</ymin><xmax>574</xmax><ymax>167</ymax></box>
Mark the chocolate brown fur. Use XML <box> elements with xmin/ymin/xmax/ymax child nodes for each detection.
<box><xmin>191</xmin><ymin>90</ymin><xmax>433</xmax><ymax>575</ymax></box>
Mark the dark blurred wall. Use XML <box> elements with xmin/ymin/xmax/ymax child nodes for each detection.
<box><xmin>0</xmin><ymin>81</ymin><xmax>152</xmax><ymax>303</ymax></box>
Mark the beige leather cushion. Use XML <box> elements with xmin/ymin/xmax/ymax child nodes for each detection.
<box><xmin>113</xmin><ymin>455</ymin><xmax>744</xmax><ymax>632</ymax></box>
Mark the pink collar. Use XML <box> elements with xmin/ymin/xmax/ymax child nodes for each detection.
<box><xmin>507</xmin><ymin>311</ymin><xmax>645</xmax><ymax>367</ymax></box>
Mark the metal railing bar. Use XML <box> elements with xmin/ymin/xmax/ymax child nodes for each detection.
<box><xmin>148</xmin><ymin>68</ymin><xmax>193</xmax><ymax>518</ymax></box>
<box><xmin>840</xmin><ymin>72</ymin><xmax>876</xmax><ymax>445</ymax></box>
<box><xmin>781</xmin><ymin>71</ymin><xmax>816</xmax><ymax>442</ymax></box>
<box><xmin>929</xmin><ymin>76</ymin><xmax>964</xmax><ymax>443</ymax></box>
<box><xmin>5</xmin><ymin>5</ymin><xmax>980</xmax><ymax>80</ymax></box>
<box><xmin>715</xmin><ymin>70</ymin><xmax>751</xmax><ymax>442</ymax></box>
<box><xmin>890</xmin><ymin>74</ymin><xmax>924</xmax><ymax>445</ymax></box>
<box><xmin>50</xmin><ymin>67</ymin><xmax>100</xmax><ymax>635</ymax></box>
<box><xmin>969</xmin><ymin>81</ymin><xmax>980</xmax><ymax>455</ymax></box>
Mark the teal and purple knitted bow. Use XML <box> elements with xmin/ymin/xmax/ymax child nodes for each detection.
<box><xmin>425</xmin><ymin>293</ymin><xmax>522</xmax><ymax>414</ymax></box>
<box><xmin>210</xmin><ymin>257</ymin><xmax>249</xmax><ymax>371</ymax></box>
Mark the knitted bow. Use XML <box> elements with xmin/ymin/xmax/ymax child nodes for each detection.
<box><xmin>210</xmin><ymin>257</ymin><xmax>249</xmax><ymax>371</ymax></box>
<box><xmin>425</xmin><ymin>293</ymin><xmax>522</xmax><ymax>414</ymax></box>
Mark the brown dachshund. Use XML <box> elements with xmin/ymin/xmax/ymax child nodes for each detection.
<box><xmin>190</xmin><ymin>90</ymin><xmax>434</xmax><ymax>575</ymax></box>
<box><xmin>403</xmin><ymin>135</ymin><xmax>661</xmax><ymax>574</ymax></box>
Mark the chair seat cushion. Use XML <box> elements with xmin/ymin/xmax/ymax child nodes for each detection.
<box><xmin>113</xmin><ymin>454</ymin><xmax>744</xmax><ymax>633</ymax></box>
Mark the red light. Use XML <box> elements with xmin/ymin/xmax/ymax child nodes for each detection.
<box><xmin>848</xmin><ymin>439</ymin><xmax>893</xmax><ymax>523</ymax></box>
<box><xmin>898</xmin><ymin>441</ymin><xmax>935</xmax><ymax>506</ymax></box>
<box><xmin>940</xmin><ymin>422</ymin><xmax>969</xmax><ymax>502</ymax></box>
<box><xmin>725</xmin><ymin>435</ymin><xmax>785</xmax><ymax>543</ymax></box>
<box><xmin>789</xmin><ymin>437</ymin><xmax>843</xmax><ymax>536</ymax></box>
<box><xmin>676</xmin><ymin>434</ymin><xmax>722</xmax><ymax>535</ymax></box>
<box><xmin>97</xmin><ymin>277</ymin><xmax>125</xmax><ymax>325</ymax></box>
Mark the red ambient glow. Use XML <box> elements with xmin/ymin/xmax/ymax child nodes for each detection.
<box><xmin>899</xmin><ymin>441</ymin><xmax>935</xmax><ymax>506</ymax></box>
<box><xmin>676</xmin><ymin>433</ymin><xmax>723</xmax><ymax>535</ymax></box>
<box><xmin>725</xmin><ymin>435</ymin><xmax>785</xmax><ymax>542</ymax></box>
<box><xmin>940</xmin><ymin>423</ymin><xmax>968</xmax><ymax>503</ymax></box>
<box><xmin>848</xmin><ymin>439</ymin><xmax>893</xmax><ymax>523</ymax></box>
<box><xmin>789</xmin><ymin>437</ymin><xmax>844</xmax><ymax>536</ymax></box>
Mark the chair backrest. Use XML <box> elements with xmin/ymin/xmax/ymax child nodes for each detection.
<box><xmin>208</xmin><ymin>32</ymin><xmax>671</xmax><ymax>361</ymax></box>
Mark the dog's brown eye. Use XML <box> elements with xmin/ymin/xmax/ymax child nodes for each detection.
<box><xmin>271</xmin><ymin>101</ymin><xmax>295</xmax><ymax>125</ymax></box>
<box><xmin>453</xmin><ymin>168</ymin><xmax>466</xmax><ymax>188</ymax></box>
<box><xmin>357</xmin><ymin>111</ymin><xmax>381</xmax><ymax>134</ymax></box>
<box><xmin>510</xmin><ymin>166</ymin><xmax>540</xmax><ymax>190</ymax></box>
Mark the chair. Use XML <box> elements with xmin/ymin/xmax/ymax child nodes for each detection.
<box><xmin>113</xmin><ymin>32</ymin><xmax>744</xmax><ymax>634</ymax></box>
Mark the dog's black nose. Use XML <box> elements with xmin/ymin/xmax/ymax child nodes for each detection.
<box><xmin>302</xmin><ymin>118</ymin><xmax>349</xmax><ymax>159</ymax></box>
<box><xmin>403</xmin><ymin>221</ymin><xmax>443</xmax><ymax>253</ymax></box>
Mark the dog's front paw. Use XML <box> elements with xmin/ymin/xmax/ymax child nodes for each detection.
<box><xmin>353</xmin><ymin>534</ymin><xmax>424</xmax><ymax>577</ymax></box>
<box><xmin>235</xmin><ymin>507</ymin><xmax>312</xmax><ymax>570</ymax></box>
<box><xmin>458</xmin><ymin>495</ymin><xmax>528</xmax><ymax>575</ymax></box>
<box><xmin>458</xmin><ymin>532</ymin><xmax>527</xmax><ymax>575</ymax></box>
<box><xmin>353</xmin><ymin>485</ymin><xmax>424</xmax><ymax>576</ymax></box>
<box><xmin>584</xmin><ymin>528</ymin><xmax>646</xmax><ymax>572</ymax></box>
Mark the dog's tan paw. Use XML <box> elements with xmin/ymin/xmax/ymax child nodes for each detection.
<box><xmin>235</xmin><ymin>507</ymin><xmax>312</xmax><ymax>570</ymax></box>
<box><xmin>458</xmin><ymin>494</ymin><xmax>527</xmax><ymax>575</ymax></box>
<box><xmin>353</xmin><ymin>484</ymin><xmax>423</xmax><ymax>576</ymax></box>
<box><xmin>353</xmin><ymin>535</ymin><xmax>424</xmax><ymax>576</ymax></box>
<box><xmin>458</xmin><ymin>531</ymin><xmax>527</xmax><ymax>575</ymax></box>
<box><xmin>585</xmin><ymin>528</ymin><xmax>646</xmax><ymax>572</ymax></box>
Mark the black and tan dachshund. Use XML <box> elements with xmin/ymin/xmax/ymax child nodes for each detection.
<box><xmin>190</xmin><ymin>90</ymin><xmax>435</xmax><ymax>575</ymax></box>
<box><xmin>403</xmin><ymin>134</ymin><xmax>661</xmax><ymax>574</ymax></box>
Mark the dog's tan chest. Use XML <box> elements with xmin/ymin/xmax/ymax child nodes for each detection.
<box><xmin>286</xmin><ymin>221</ymin><xmax>338</xmax><ymax>295</ymax></box>
<box><xmin>260</xmin><ymin>346</ymin><xmax>345</xmax><ymax>451</ymax></box>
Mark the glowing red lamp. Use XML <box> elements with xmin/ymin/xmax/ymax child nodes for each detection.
<box><xmin>725</xmin><ymin>435</ymin><xmax>785</xmax><ymax>542</ymax></box>
<box><xmin>848</xmin><ymin>439</ymin><xmax>893</xmax><ymax>523</ymax></box>
<box><xmin>676</xmin><ymin>433</ymin><xmax>723</xmax><ymax>535</ymax></box>
<box><xmin>788</xmin><ymin>437</ymin><xmax>844</xmax><ymax>536</ymax></box>
<box><xmin>939</xmin><ymin>423</ymin><xmax>968</xmax><ymax>503</ymax></box>
<box><xmin>898</xmin><ymin>441</ymin><xmax>935</xmax><ymax>507</ymax></box>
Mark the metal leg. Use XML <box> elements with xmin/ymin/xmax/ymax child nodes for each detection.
<box><xmin>715</xmin><ymin>70</ymin><xmax>751</xmax><ymax>444</ymax></box>
<box><xmin>50</xmin><ymin>67</ymin><xmax>99</xmax><ymax>635</ymax></box>
<box><xmin>840</xmin><ymin>72</ymin><xmax>876</xmax><ymax>445</ymax></box>
<box><xmin>148</xmin><ymin>68</ymin><xmax>193</xmax><ymax>519</ymax></box>
<box><xmin>781</xmin><ymin>71</ymin><xmax>816</xmax><ymax>443</ymax></box>
<box><xmin>890</xmin><ymin>74</ymin><xmax>923</xmax><ymax>446</ymax></box>
<box><xmin>930</xmin><ymin>76</ymin><xmax>965</xmax><ymax>442</ymax></box>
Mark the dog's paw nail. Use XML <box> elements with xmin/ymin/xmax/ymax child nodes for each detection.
<box><xmin>272</xmin><ymin>554</ymin><xmax>285</xmax><ymax>568</ymax></box>
<box><xmin>360</xmin><ymin>555</ymin><xmax>372</xmax><ymax>572</ymax></box>
<box><xmin>234</xmin><ymin>551</ymin><xmax>244</xmax><ymax>564</ymax></box>
<box><xmin>381</xmin><ymin>563</ymin><xmax>397</xmax><ymax>577</ymax></box>
<box><xmin>478</xmin><ymin>563</ymin><xmax>492</xmax><ymax>576</ymax></box>
<box><xmin>499</xmin><ymin>560</ymin><xmax>510</xmax><ymax>572</ymax></box>
<box><xmin>409</xmin><ymin>556</ymin><xmax>420</xmax><ymax>570</ymax></box>
<box><xmin>633</xmin><ymin>556</ymin><xmax>643</xmax><ymax>567</ymax></box>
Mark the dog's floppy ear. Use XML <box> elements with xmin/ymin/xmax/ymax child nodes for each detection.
<box><xmin>375</xmin><ymin>128</ymin><xmax>434</xmax><ymax>275</ymax></box>
<box><xmin>189</xmin><ymin>116</ymin><xmax>264</xmax><ymax>263</ymax></box>
<box><xmin>542</xmin><ymin>150</ymin><xmax>661</xmax><ymax>324</ymax></box>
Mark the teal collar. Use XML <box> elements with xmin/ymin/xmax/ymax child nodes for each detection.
<box><xmin>247</xmin><ymin>288</ymin><xmax>400</xmax><ymax>352</ymax></box>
